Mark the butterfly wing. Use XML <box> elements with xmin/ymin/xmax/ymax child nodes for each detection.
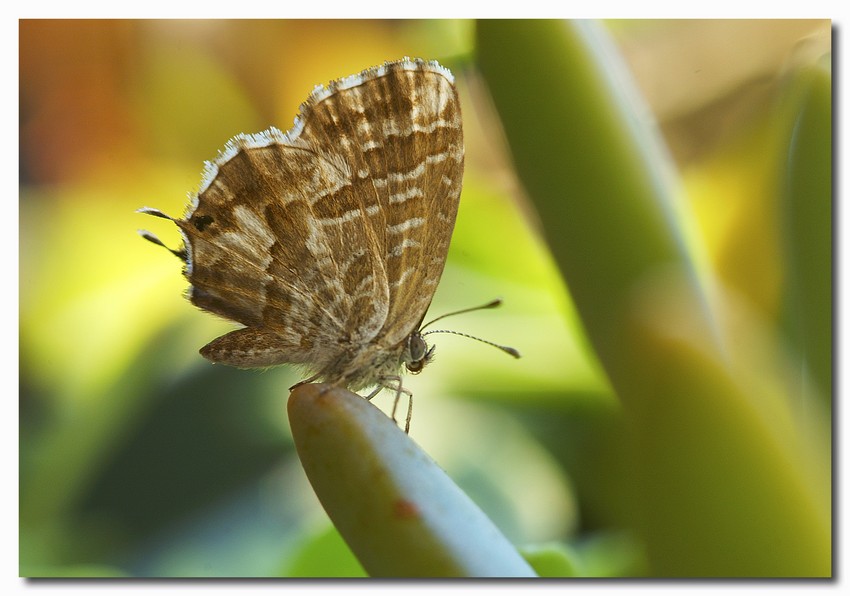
<box><xmin>150</xmin><ymin>59</ymin><xmax>462</xmax><ymax>387</ymax></box>
<box><xmin>373</xmin><ymin>62</ymin><xmax>464</xmax><ymax>347</ymax></box>
<box><xmin>176</xmin><ymin>131</ymin><xmax>390</xmax><ymax>370</ymax></box>
<box><xmin>296</xmin><ymin>59</ymin><xmax>464</xmax><ymax>352</ymax></box>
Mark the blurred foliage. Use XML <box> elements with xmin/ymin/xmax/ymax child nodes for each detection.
<box><xmin>476</xmin><ymin>19</ymin><xmax>830</xmax><ymax>577</ymax></box>
<box><xmin>19</xmin><ymin>19</ymin><xmax>831</xmax><ymax>577</ymax></box>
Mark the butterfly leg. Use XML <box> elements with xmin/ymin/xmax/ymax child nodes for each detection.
<box><xmin>402</xmin><ymin>389</ymin><xmax>413</xmax><ymax>434</ymax></box>
<box><xmin>289</xmin><ymin>373</ymin><xmax>321</xmax><ymax>391</ymax></box>
<box><xmin>377</xmin><ymin>375</ymin><xmax>413</xmax><ymax>434</ymax></box>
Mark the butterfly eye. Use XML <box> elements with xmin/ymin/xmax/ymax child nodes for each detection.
<box><xmin>405</xmin><ymin>334</ymin><xmax>431</xmax><ymax>374</ymax></box>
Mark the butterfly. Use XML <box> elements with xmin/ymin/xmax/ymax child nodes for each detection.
<box><xmin>139</xmin><ymin>58</ymin><xmax>517</xmax><ymax>431</ymax></box>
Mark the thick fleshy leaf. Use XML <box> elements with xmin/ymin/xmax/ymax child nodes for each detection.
<box><xmin>288</xmin><ymin>384</ymin><xmax>537</xmax><ymax>578</ymax></box>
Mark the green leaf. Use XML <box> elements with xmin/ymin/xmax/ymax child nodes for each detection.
<box><xmin>780</xmin><ymin>61</ymin><xmax>832</xmax><ymax>405</ymax></box>
<box><xmin>476</xmin><ymin>19</ymin><xmax>716</xmax><ymax>381</ymax></box>
<box><xmin>283</xmin><ymin>524</ymin><xmax>367</xmax><ymax>578</ymax></box>
<box><xmin>520</xmin><ymin>543</ymin><xmax>579</xmax><ymax>577</ymax></box>
<box><xmin>287</xmin><ymin>384</ymin><xmax>537</xmax><ymax>578</ymax></box>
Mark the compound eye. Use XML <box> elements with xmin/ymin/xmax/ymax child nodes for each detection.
<box><xmin>408</xmin><ymin>334</ymin><xmax>427</xmax><ymax>362</ymax></box>
<box><xmin>405</xmin><ymin>334</ymin><xmax>429</xmax><ymax>374</ymax></box>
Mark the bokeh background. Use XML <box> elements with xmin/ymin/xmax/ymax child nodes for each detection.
<box><xmin>19</xmin><ymin>19</ymin><xmax>831</xmax><ymax>577</ymax></box>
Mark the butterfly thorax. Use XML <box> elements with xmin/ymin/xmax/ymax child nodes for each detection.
<box><xmin>318</xmin><ymin>330</ymin><xmax>435</xmax><ymax>392</ymax></box>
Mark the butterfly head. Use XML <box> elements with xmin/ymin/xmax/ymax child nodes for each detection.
<box><xmin>403</xmin><ymin>332</ymin><xmax>436</xmax><ymax>375</ymax></box>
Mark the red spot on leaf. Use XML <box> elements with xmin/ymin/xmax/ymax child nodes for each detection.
<box><xmin>393</xmin><ymin>499</ymin><xmax>420</xmax><ymax>519</ymax></box>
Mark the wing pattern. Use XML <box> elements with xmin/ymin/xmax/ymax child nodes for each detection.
<box><xmin>142</xmin><ymin>58</ymin><xmax>464</xmax><ymax>391</ymax></box>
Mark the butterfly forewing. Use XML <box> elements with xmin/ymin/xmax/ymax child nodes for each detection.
<box><xmin>298</xmin><ymin>62</ymin><xmax>464</xmax><ymax>349</ymax></box>
<box><xmin>376</xmin><ymin>67</ymin><xmax>463</xmax><ymax>347</ymax></box>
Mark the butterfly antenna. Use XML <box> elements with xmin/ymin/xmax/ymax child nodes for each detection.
<box><xmin>421</xmin><ymin>329</ymin><xmax>520</xmax><ymax>359</ymax></box>
<box><xmin>420</xmin><ymin>298</ymin><xmax>504</xmax><ymax>330</ymax></box>
<box><xmin>136</xmin><ymin>208</ymin><xmax>187</xmax><ymax>262</ymax></box>
<box><xmin>420</xmin><ymin>299</ymin><xmax>520</xmax><ymax>358</ymax></box>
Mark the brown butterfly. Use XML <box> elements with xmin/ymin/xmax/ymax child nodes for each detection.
<box><xmin>139</xmin><ymin>58</ymin><xmax>517</xmax><ymax>431</ymax></box>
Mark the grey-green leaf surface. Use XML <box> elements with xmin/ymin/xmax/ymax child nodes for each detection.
<box><xmin>288</xmin><ymin>384</ymin><xmax>537</xmax><ymax>578</ymax></box>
